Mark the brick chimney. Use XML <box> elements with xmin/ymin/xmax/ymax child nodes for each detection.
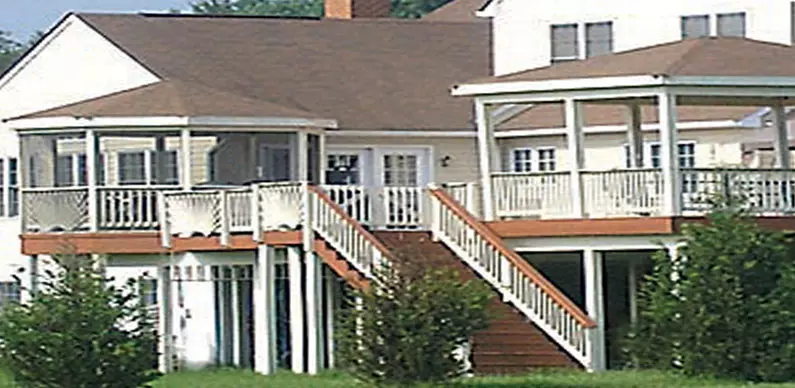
<box><xmin>325</xmin><ymin>0</ymin><xmax>391</xmax><ymax>19</ymax></box>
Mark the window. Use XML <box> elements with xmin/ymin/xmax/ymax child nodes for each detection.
<box><xmin>717</xmin><ymin>12</ymin><xmax>746</xmax><ymax>37</ymax></box>
<box><xmin>551</xmin><ymin>24</ymin><xmax>579</xmax><ymax>63</ymax></box>
<box><xmin>624</xmin><ymin>142</ymin><xmax>695</xmax><ymax>168</ymax></box>
<box><xmin>511</xmin><ymin>148</ymin><xmax>534</xmax><ymax>172</ymax></box>
<box><xmin>118</xmin><ymin>152</ymin><xmax>146</xmax><ymax>185</ymax></box>
<box><xmin>138</xmin><ymin>277</ymin><xmax>157</xmax><ymax>307</ymax></box>
<box><xmin>678</xmin><ymin>143</ymin><xmax>696</xmax><ymax>168</ymax></box>
<box><xmin>55</xmin><ymin>154</ymin><xmax>90</xmax><ymax>187</ymax></box>
<box><xmin>118</xmin><ymin>151</ymin><xmax>177</xmax><ymax>185</ymax></box>
<box><xmin>0</xmin><ymin>281</ymin><xmax>20</xmax><ymax>310</ymax></box>
<box><xmin>585</xmin><ymin>22</ymin><xmax>613</xmax><ymax>58</ymax></box>
<box><xmin>149</xmin><ymin>150</ymin><xmax>178</xmax><ymax>185</ymax></box>
<box><xmin>326</xmin><ymin>154</ymin><xmax>361</xmax><ymax>185</ymax></box>
<box><xmin>382</xmin><ymin>154</ymin><xmax>418</xmax><ymax>186</ymax></box>
<box><xmin>8</xmin><ymin>158</ymin><xmax>18</xmax><ymax>217</ymax></box>
<box><xmin>681</xmin><ymin>15</ymin><xmax>709</xmax><ymax>39</ymax></box>
<box><xmin>538</xmin><ymin>148</ymin><xmax>556</xmax><ymax>171</ymax></box>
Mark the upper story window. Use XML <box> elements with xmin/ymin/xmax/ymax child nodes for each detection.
<box><xmin>511</xmin><ymin>147</ymin><xmax>557</xmax><ymax>172</ymax></box>
<box><xmin>326</xmin><ymin>153</ymin><xmax>361</xmax><ymax>185</ymax></box>
<box><xmin>624</xmin><ymin>142</ymin><xmax>696</xmax><ymax>168</ymax></box>
<box><xmin>118</xmin><ymin>150</ymin><xmax>178</xmax><ymax>186</ymax></box>
<box><xmin>551</xmin><ymin>24</ymin><xmax>579</xmax><ymax>63</ymax></box>
<box><xmin>682</xmin><ymin>12</ymin><xmax>746</xmax><ymax>39</ymax></box>
<box><xmin>0</xmin><ymin>157</ymin><xmax>19</xmax><ymax>218</ymax></box>
<box><xmin>55</xmin><ymin>154</ymin><xmax>88</xmax><ymax>187</ymax></box>
<box><xmin>717</xmin><ymin>12</ymin><xmax>746</xmax><ymax>37</ymax></box>
<box><xmin>585</xmin><ymin>22</ymin><xmax>613</xmax><ymax>58</ymax></box>
<box><xmin>681</xmin><ymin>14</ymin><xmax>710</xmax><ymax>39</ymax></box>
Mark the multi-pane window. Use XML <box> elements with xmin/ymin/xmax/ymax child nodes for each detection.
<box><xmin>149</xmin><ymin>150</ymin><xmax>178</xmax><ymax>185</ymax></box>
<box><xmin>55</xmin><ymin>154</ymin><xmax>89</xmax><ymax>187</ymax></box>
<box><xmin>118</xmin><ymin>152</ymin><xmax>147</xmax><ymax>185</ymax></box>
<box><xmin>512</xmin><ymin>148</ymin><xmax>534</xmax><ymax>172</ymax></box>
<box><xmin>326</xmin><ymin>154</ymin><xmax>360</xmax><ymax>184</ymax></box>
<box><xmin>138</xmin><ymin>277</ymin><xmax>158</xmax><ymax>307</ymax></box>
<box><xmin>681</xmin><ymin>15</ymin><xmax>710</xmax><ymax>39</ymax></box>
<box><xmin>382</xmin><ymin>154</ymin><xmax>418</xmax><ymax>186</ymax></box>
<box><xmin>717</xmin><ymin>12</ymin><xmax>746</xmax><ymax>37</ymax></box>
<box><xmin>624</xmin><ymin>142</ymin><xmax>695</xmax><ymax>168</ymax></box>
<box><xmin>551</xmin><ymin>24</ymin><xmax>579</xmax><ymax>63</ymax></box>
<box><xmin>0</xmin><ymin>281</ymin><xmax>20</xmax><ymax>310</ymax></box>
<box><xmin>537</xmin><ymin>148</ymin><xmax>557</xmax><ymax>171</ymax></box>
<box><xmin>9</xmin><ymin>158</ymin><xmax>18</xmax><ymax>217</ymax></box>
<box><xmin>585</xmin><ymin>22</ymin><xmax>613</xmax><ymax>58</ymax></box>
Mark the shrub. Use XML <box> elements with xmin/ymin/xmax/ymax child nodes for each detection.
<box><xmin>336</xmin><ymin>248</ymin><xmax>493</xmax><ymax>386</ymax></box>
<box><xmin>625</xmin><ymin>198</ymin><xmax>795</xmax><ymax>382</ymax></box>
<box><xmin>0</xmin><ymin>254</ymin><xmax>160</xmax><ymax>388</ymax></box>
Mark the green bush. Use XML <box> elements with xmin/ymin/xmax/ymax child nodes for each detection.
<box><xmin>625</xmin><ymin>198</ymin><xmax>795</xmax><ymax>381</ymax></box>
<box><xmin>0</xmin><ymin>254</ymin><xmax>160</xmax><ymax>387</ymax></box>
<box><xmin>336</xmin><ymin>249</ymin><xmax>493</xmax><ymax>386</ymax></box>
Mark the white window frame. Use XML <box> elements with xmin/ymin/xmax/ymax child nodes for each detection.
<box><xmin>551</xmin><ymin>21</ymin><xmax>613</xmax><ymax>63</ymax></box>
<box><xmin>622</xmin><ymin>141</ymin><xmax>696</xmax><ymax>168</ymax></box>
<box><xmin>537</xmin><ymin>147</ymin><xmax>557</xmax><ymax>172</ymax></box>
<box><xmin>510</xmin><ymin>147</ymin><xmax>534</xmax><ymax>172</ymax></box>
<box><xmin>585</xmin><ymin>21</ymin><xmax>613</xmax><ymax>58</ymax></box>
<box><xmin>681</xmin><ymin>12</ymin><xmax>746</xmax><ymax>39</ymax></box>
<box><xmin>716</xmin><ymin>12</ymin><xmax>746</xmax><ymax>37</ymax></box>
<box><xmin>0</xmin><ymin>157</ymin><xmax>19</xmax><ymax>218</ymax></box>
<box><xmin>117</xmin><ymin>150</ymin><xmax>178</xmax><ymax>186</ymax></box>
<box><xmin>326</xmin><ymin>152</ymin><xmax>364</xmax><ymax>185</ymax></box>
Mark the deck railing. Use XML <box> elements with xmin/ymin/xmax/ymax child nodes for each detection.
<box><xmin>492</xmin><ymin>171</ymin><xmax>572</xmax><ymax>218</ymax></box>
<box><xmin>680</xmin><ymin>168</ymin><xmax>795</xmax><ymax>214</ymax></box>
<box><xmin>583</xmin><ymin>169</ymin><xmax>664</xmax><ymax>217</ymax></box>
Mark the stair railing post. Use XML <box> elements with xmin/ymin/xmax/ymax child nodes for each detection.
<box><xmin>428</xmin><ymin>185</ymin><xmax>442</xmax><ymax>241</ymax></box>
<box><xmin>158</xmin><ymin>191</ymin><xmax>171</xmax><ymax>248</ymax></box>
<box><xmin>302</xmin><ymin>181</ymin><xmax>314</xmax><ymax>253</ymax></box>
<box><xmin>251</xmin><ymin>183</ymin><xmax>262</xmax><ymax>242</ymax></box>
<box><xmin>219</xmin><ymin>190</ymin><xmax>230</xmax><ymax>247</ymax></box>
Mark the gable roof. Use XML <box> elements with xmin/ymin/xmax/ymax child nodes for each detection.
<box><xmin>71</xmin><ymin>13</ymin><xmax>490</xmax><ymax>131</ymax></box>
<box><xmin>12</xmin><ymin>80</ymin><xmax>326</xmax><ymax>121</ymax></box>
<box><xmin>463</xmin><ymin>37</ymin><xmax>795</xmax><ymax>86</ymax></box>
<box><xmin>422</xmin><ymin>0</ymin><xmax>489</xmax><ymax>22</ymax></box>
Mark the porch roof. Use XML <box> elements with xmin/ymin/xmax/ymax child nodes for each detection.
<box><xmin>453</xmin><ymin>37</ymin><xmax>795</xmax><ymax>97</ymax></box>
<box><xmin>5</xmin><ymin>80</ymin><xmax>339</xmax><ymax>129</ymax></box>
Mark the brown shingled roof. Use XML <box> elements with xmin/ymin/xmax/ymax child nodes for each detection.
<box><xmin>466</xmin><ymin>37</ymin><xmax>795</xmax><ymax>85</ymax></box>
<box><xmin>75</xmin><ymin>13</ymin><xmax>490</xmax><ymax>130</ymax></box>
<box><xmin>422</xmin><ymin>0</ymin><xmax>488</xmax><ymax>22</ymax></box>
<box><xmin>15</xmin><ymin>80</ymin><xmax>323</xmax><ymax>120</ymax></box>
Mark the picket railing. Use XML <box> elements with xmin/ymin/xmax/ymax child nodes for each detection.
<box><xmin>98</xmin><ymin>186</ymin><xmax>168</xmax><ymax>230</ymax></box>
<box><xmin>308</xmin><ymin>186</ymin><xmax>390</xmax><ymax>279</ymax></box>
<box><xmin>491</xmin><ymin>172</ymin><xmax>572</xmax><ymax>218</ymax></box>
<box><xmin>441</xmin><ymin>182</ymin><xmax>481</xmax><ymax>218</ymax></box>
<box><xmin>428</xmin><ymin>186</ymin><xmax>596</xmax><ymax>368</ymax></box>
<box><xmin>583</xmin><ymin>169</ymin><xmax>664</xmax><ymax>217</ymax></box>
<box><xmin>680</xmin><ymin>168</ymin><xmax>795</xmax><ymax>214</ymax></box>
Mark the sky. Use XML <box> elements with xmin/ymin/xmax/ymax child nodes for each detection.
<box><xmin>1</xmin><ymin>0</ymin><xmax>189</xmax><ymax>40</ymax></box>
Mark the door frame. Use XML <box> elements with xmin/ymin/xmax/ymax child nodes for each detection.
<box><xmin>324</xmin><ymin>147</ymin><xmax>371</xmax><ymax>186</ymax></box>
<box><xmin>373</xmin><ymin>146</ymin><xmax>433</xmax><ymax>187</ymax></box>
<box><xmin>325</xmin><ymin>145</ymin><xmax>434</xmax><ymax>188</ymax></box>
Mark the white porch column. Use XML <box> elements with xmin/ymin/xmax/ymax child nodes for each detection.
<box><xmin>288</xmin><ymin>247</ymin><xmax>305</xmax><ymax>373</ymax></box>
<box><xmin>324</xmin><ymin>267</ymin><xmax>336</xmax><ymax>368</ymax></box>
<box><xmin>180</xmin><ymin>128</ymin><xmax>192</xmax><ymax>191</ymax></box>
<box><xmin>157</xmin><ymin>265</ymin><xmax>173</xmax><ymax>373</ymax></box>
<box><xmin>297</xmin><ymin>132</ymin><xmax>309</xmax><ymax>181</ymax></box>
<box><xmin>305</xmin><ymin>253</ymin><xmax>324</xmax><ymax>374</ymax></box>
<box><xmin>583</xmin><ymin>248</ymin><xmax>606</xmax><ymax>371</ymax></box>
<box><xmin>565</xmin><ymin>98</ymin><xmax>585</xmax><ymax>217</ymax></box>
<box><xmin>475</xmin><ymin>99</ymin><xmax>498</xmax><ymax>221</ymax></box>
<box><xmin>231</xmin><ymin>279</ymin><xmax>241</xmax><ymax>366</ymax></box>
<box><xmin>773</xmin><ymin>104</ymin><xmax>791</xmax><ymax>168</ymax></box>
<box><xmin>658</xmin><ymin>92</ymin><xmax>681</xmax><ymax>216</ymax></box>
<box><xmin>253</xmin><ymin>245</ymin><xmax>276</xmax><ymax>375</ymax></box>
<box><xmin>85</xmin><ymin>129</ymin><xmax>99</xmax><ymax>231</ymax></box>
<box><xmin>626</xmin><ymin>103</ymin><xmax>644</xmax><ymax>168</ymax></box>
<box><xmin>628</xmin><ymin>260</ymin><xmax>638</xmax><ymax>325</ymax></box>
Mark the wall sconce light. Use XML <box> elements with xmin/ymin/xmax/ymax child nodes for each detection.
<box><xmin>440</xmin><ymin>155</ymin><xmax>452</xmax><ymax>167</ymax></box>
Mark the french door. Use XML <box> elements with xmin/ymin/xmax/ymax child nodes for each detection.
<box><xmin>375</xmin><ymin>149</ymin><xmax>429</xmax><ymax>228</ymax></box>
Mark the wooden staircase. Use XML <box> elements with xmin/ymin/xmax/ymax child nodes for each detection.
<box><xmin>375</xmin><ymin>231</ymin><xmax>578</xmax><ymax>374</ymax></box>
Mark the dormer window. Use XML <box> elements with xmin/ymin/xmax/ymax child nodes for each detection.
<box><xmin>717</xmin><ymin>12</ymin><xmax>746</xmax><ymax>37</ymax></box>
<box><xmin>585</xmin><ymin>22</ymin><xmax>613</xmax><ymax>58</ymax></box>
<box><xmin>681</xmin><ymin>15</ymin><xmax>709</xmax><ymax>39</ymax></box>
<box><xmin>681</xmin><ymin>12</ymin><xmax>746</xmax><ymax>39</ymax></box>
<box><xmin>551</xmin><ymin>21</ymin><xmax>613</xmax><ymax>64</ymax></box>
<box><xmin>551</xmin><ymin>24</ymin><xmax>579</xmax><ymax>63</ymax></box>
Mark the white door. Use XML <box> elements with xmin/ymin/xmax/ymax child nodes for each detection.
<box><xmin>325</xmin><ymin>151</ymin><xmax>371</xmax><ymax>223</ymax></box>
<box><xmin>375</xmin><ymin>149</ymin><xmax>430</xmax><ymax>229</ymax></box>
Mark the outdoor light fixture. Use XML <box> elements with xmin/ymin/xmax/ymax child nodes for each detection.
<box><xmin>440</xmin><ymin>155</ymin><xmax>452</xmax><ymax>167</ymax></box>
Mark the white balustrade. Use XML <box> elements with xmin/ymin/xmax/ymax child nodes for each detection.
<box><xmin>227</xmin><ymin>189</ymin><xmax>253</xmax><ymax>232</ymax></box>
<box><xmin>442</xmin><ymin>182</ymin><xmax>481</xmax><ymax>218</ymax></box>
<box><xmin>583</xmin><ymin>169</ymin><xmax>664</xmax><ymax>217</ymax></box>
<box><xmin>321</xmin><ymin>185</ymin><xmax>372</xmax><ymax>225</ymax></box>
<box><xmin>163</xmin><ymin>191</ymin><xmax>222</xmax><ymax>237</ymax></box>
<box><xmin>681</xmin><ymin>168</ymin><xmax>795</xmax><ymax>214</ymax></box>
<box><xmin>379</xmin><ymin>186</ymin><xmax>427</xmax><ymax>229</ymax></box>
<box><xmin>428</xmin><ymin>187</ymin><xmax>596</xmax><ymax>369</ymax></box>
<box><xmin>98</xmin><ymin>187</ymin><xmax>167</xmax><ymax>230</ymax></box>
<box><xmin>22</xmin><ymin>188</ymin><xmax>89</xmax><ymax>232</ymax></box>
<box><xmin>257</xmin><ymin>182</ymin><xmax>303</xmax><ymax>231</ymax></box>
<box><xmin>491</xmin><ymin>172</ymin><xmax>572</xmax><ymax>219</ymax></box>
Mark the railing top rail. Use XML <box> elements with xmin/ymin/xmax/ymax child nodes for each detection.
<box><xmin>254</xmin><ymin>181</ymin><xmax>304</xmax><ymax>189</ymax></box>
<box><xmin>580</xmin><ymin>168</ymin><xmax>662</xmax><ymax>174</ymax></box>
<box><xmin>429</xmin><ymin>187</ymin><xmax>596</xmax><ymax>328</ymax></box>
<box><xmin>491</xmin><ymin>171</ymin><xmax>571</xmax><ymax>177</ymax></box>
<box><xmin>308</xmin><ymin>185</ymin><xmax>393</xmax><ymax>259</ymax></box>
<box><xmin>680</xmin><ymin>167</ymin><xmax>795</xmax><ymax>173</ymax></box>
<box><xmin>21</xmin><ymin>187</ymin><xmax>89</xmax><ymax>193</ymax></box>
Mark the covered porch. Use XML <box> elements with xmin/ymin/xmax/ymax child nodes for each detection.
<box><xmin>453</xmin><ymin>37</ymin><xmax>795</xmax><ymax>221</ymax></box>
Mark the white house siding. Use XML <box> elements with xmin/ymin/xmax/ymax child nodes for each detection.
<box><xmin>491</xmin><ymin>0</ymin><xmax>794</xmax><ymax>75</ymax></box>
<box><xmin>498</xmin><ymin>126</ymin><xmax>755</xmax><ymax>172</ymax></box>
<box><xmin>0</xmin><ymin>14</ymin><xmax>159</xmax><ymax>291</ymax></box>
<box><xmin>326</xmin><ymin>134</ymin><xmax>479</xmax><ymax>184</ymax></box>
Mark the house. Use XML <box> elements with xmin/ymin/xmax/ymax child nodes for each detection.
<box><xmin>2</xmin><ymin>0</ymin><xmax>795</xmax><ymax>377</ymax></box>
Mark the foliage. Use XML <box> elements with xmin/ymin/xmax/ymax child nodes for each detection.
<box><xmin>625</xmin><ymin>197</ymin><xmax>795</xmax><ymax>382</ymax></box>
<box><xmin>189</xmin><ymin>0</ymin><xmax>455</xmax><ymax>18</ymax></box>
<box><xmin>335</xmin><ymin>248</ymin><xmax>492</xmax><ymax>386</ymax></box>
<box><xmin>0</xmin><ymin>30</ymin><xmax>45</xmax><ymax>74</ymax></box>
<box><xmin>0</xmin><ymin>254</ymin><xmax>160</xmax><ymax>388</ymax></box>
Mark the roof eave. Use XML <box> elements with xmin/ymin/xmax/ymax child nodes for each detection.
<box><xmin>451</xmin><ymin>75</ymin><xmax>666</xmax><ymax>97</ymax></box>
<box><xmin>6</xmin><ymin>115</ymin><xmax>339</xmax><ymax>131</ymax></box>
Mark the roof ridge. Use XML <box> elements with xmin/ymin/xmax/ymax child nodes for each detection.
<box><xmin>662</xmin><ymin>38</ymin><xmax>713</xmax><ymax>76</ymax></box>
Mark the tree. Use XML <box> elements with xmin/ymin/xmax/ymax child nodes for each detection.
<box><xmin>335</xmin><ymin>250</ymin><xmax>492</xmax><ymax>386</ymax></box>
<box><xmin>0</xmin><ymin>254</ymin><xmax>160</xmax><ymax>388</ymax></box>
<box><xmin>625</xmin><ymin>197</ymin><xmax>795</xmax><ymax>382</ymax></box>
<box><xmin>189</xmin><ymin>0</ymin><xmax>455</xmax><ymax>18</ymax></box>
<box><xmin>0</xmin><ymin>30</ymin><xmax>23</xmax><ymax>73</ymax></box>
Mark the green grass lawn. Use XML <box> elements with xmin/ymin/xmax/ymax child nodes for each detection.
<box><xmin>5</xmin><ymin>368</ymin><xmax>795</xmax><ymax>387</ymax></box>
